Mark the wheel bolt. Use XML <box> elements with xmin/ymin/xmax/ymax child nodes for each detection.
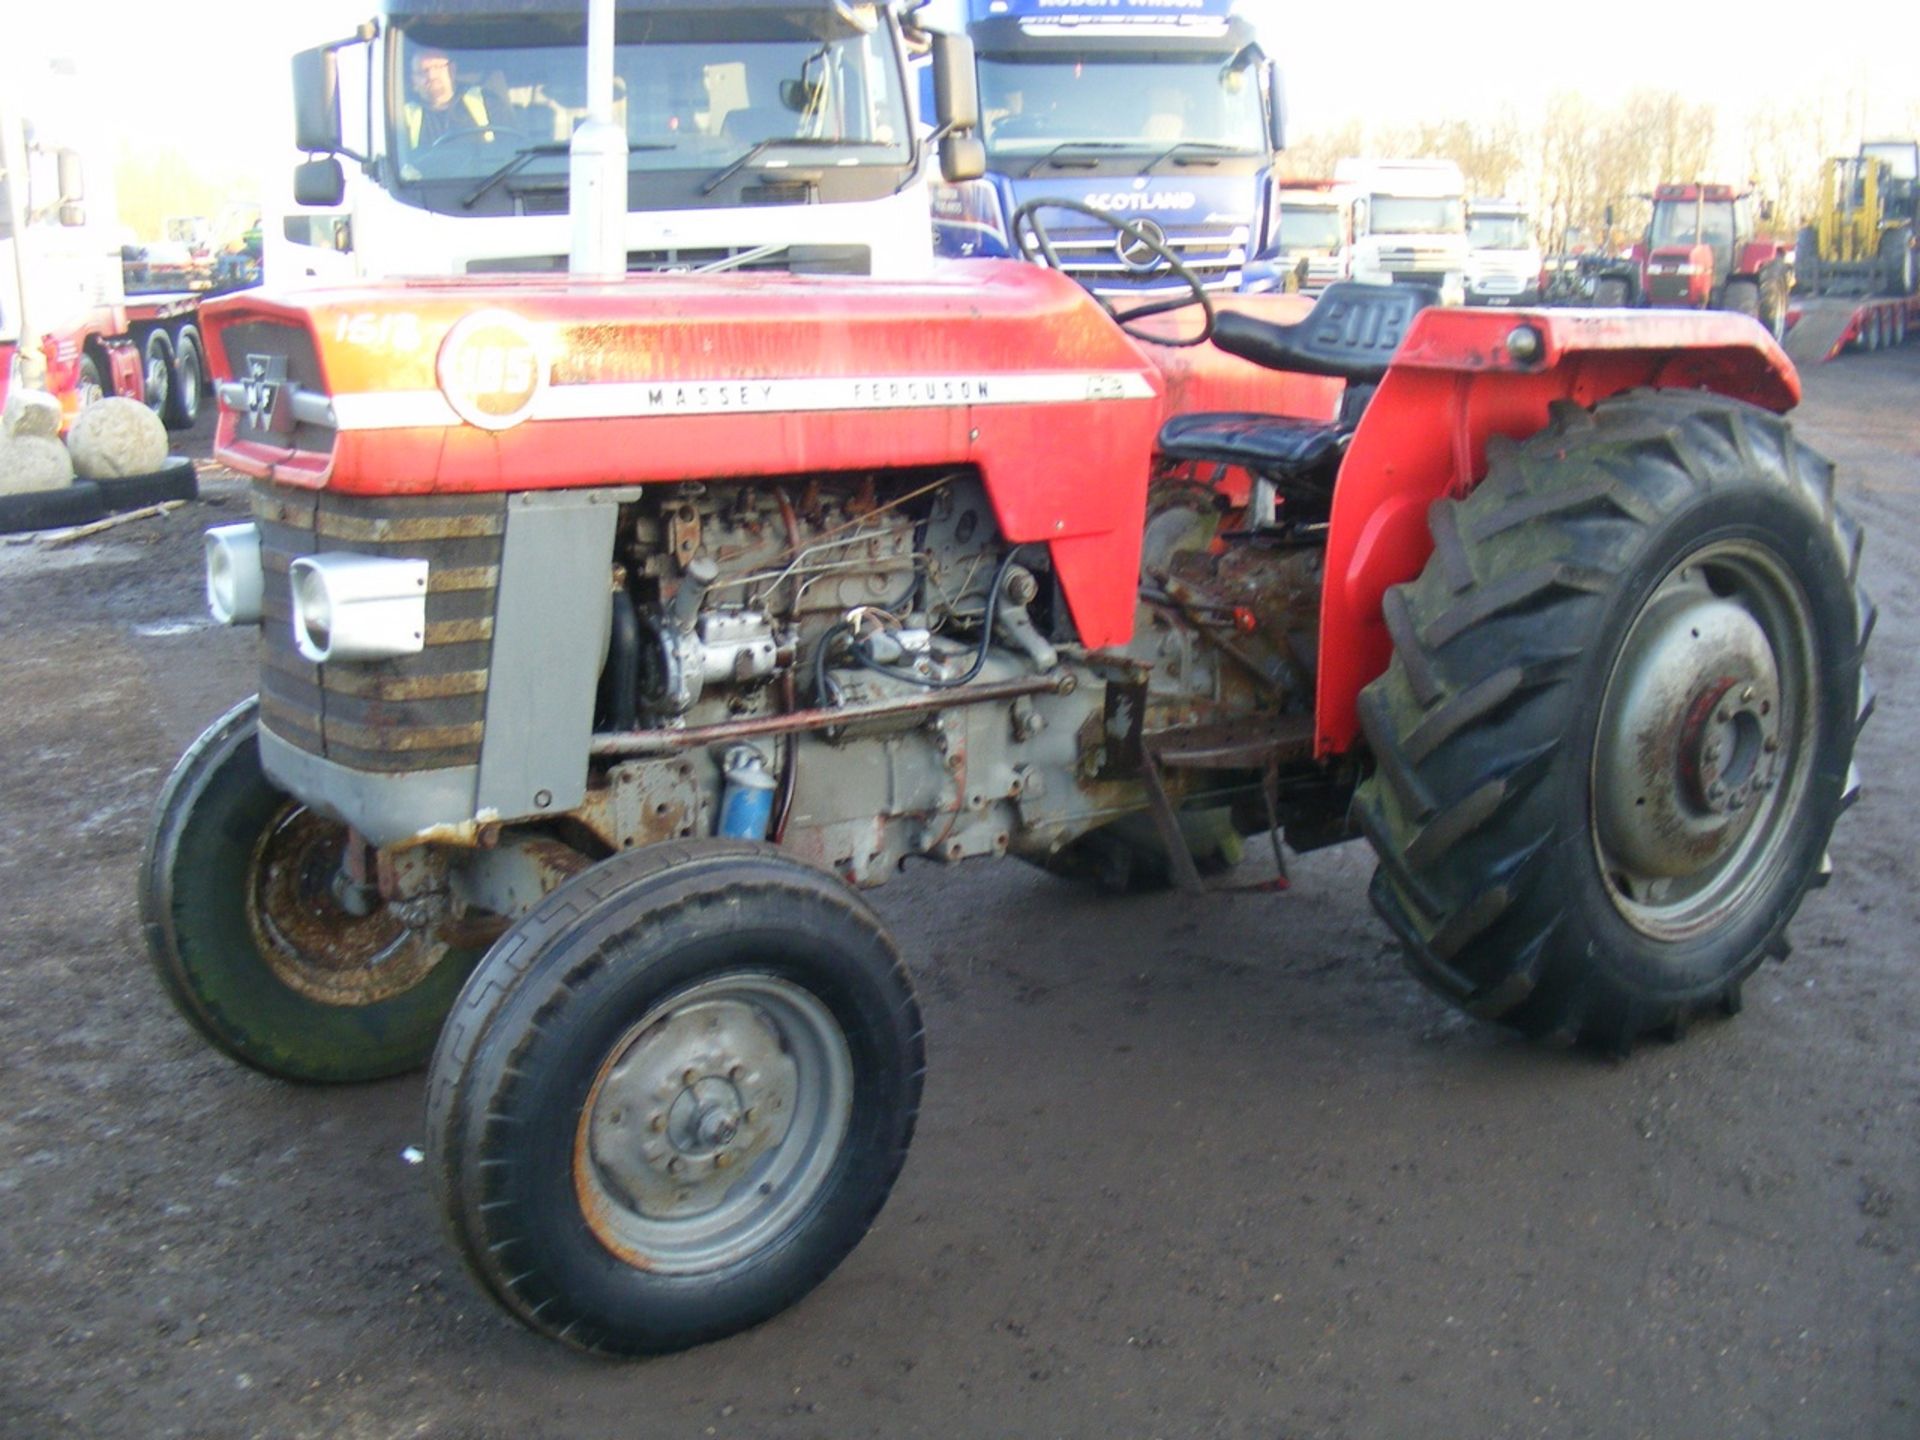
<box><xmin>649</xmin><ymin>1113</ymin><xmax>665</xmax><ymax>1133</ymax></box>
<box><xmin>714</xmin><ymin>1152</ymin><xmax>734</xmax><ymax>1170</ymax></box>
<box><xmin>728</xmin><ymin>1064</ymin><xmax>743</xmax><ymax>1081</ymax></box>
<box><xmin>668</xmin><ymin>1157</ymin><xmax>684</xmax><ymax>1175</ymax></box>
<box><xmin>1741</xmin><ymin>686</ymin><xmax>1755</xmax><ymax>703</ymax></box>
<box><xmin>1763</xmin><ymin>737</ymin><xmax>1778</xmax><ymax>753</ymax></box>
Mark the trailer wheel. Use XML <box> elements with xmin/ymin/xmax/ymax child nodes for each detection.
<box><xmin>164</xmin><ymin>326</ymin><xmax>204</xmax><ymax>429</ymax></box>
<box><xmin>427</xmin><ymin>840</ymin><xmax>922</xmax><ymax>1355</ymax></box>
<box><xmin>140</xmin><ymin>698</ymin><xmax>486</xmax><ymax>1082</ymax></box>
<box><xmin>1355</xmin><ymin>392</ymin><xmax>1869</xmax><ymax>1051</ymax></box>
<box><xmin>140</xmin><ymin>330</ymin><xmax>173</xmax><ymax>419</ymax></box>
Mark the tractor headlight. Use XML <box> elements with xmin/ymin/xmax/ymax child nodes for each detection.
<box><xmin>287</xmin><ymin>553</ymin><xmax>429</xmax><ymax>664</ymax></box>
<box><xmin>204</xmin><ymin>523</ymin><xmax>264</xmax><ymax>625</ymax></box>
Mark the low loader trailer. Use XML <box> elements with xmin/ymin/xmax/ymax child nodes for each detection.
<box><xmin>1784</xmin><ymin>292</ymin><xmax>1920</xmax><ymax>365</ymax></box>
<box><xmin>145</xmin><ymin>207</ymin><xmax>1871</xmax><ymax>1355</ymax></box>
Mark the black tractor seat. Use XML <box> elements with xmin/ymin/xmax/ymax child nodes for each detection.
<box><xmin>1154</xmin><ymin>281</ymin><xmax>1437</xmax><ymax>492</ymax></box>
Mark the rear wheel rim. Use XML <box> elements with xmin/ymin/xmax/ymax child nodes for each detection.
<box><xmin>1590</xmin><ymin>540</ymin><xmax>1818</xmax><ymax>941</ymax></box>
<box><xmin>144</xmin><ymin>344</ymin><xmax>169</xmax><ymax>413</ymax></box>
<box><xmin>574</xmin><ymin>973</ymin><xmax>854</xmax><ymax>1276</ymax></box>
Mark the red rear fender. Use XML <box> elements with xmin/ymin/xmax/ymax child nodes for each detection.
<box><xmin>1314</xmin><ymin>305</ymin><xmax>1799</xmax><ymax>756</ymax></box>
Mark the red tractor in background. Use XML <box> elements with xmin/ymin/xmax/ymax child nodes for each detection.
<box><xmin>1589</xmin><ymin>183</ymin><xmax>1792</xmax><ymax>340</ymax></box>
<box><xmin>142</xmin><ymin>198</ymin><xmax>1869</xmax><ymax>1358</ymax></box>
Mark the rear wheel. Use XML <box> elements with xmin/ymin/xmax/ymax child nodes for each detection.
<box><xmin>140</xmin><ymin>329</ymin><xmax>173</xmax><ymax>419</ymax></box>
<box><xmin>164</xmin><ymin>326</ymin><xmax>204</xmax><ymax>429</ymax></box>
<box><xmin>74</xmin><ymin>353</ymin><xmax>107</xmax><ymax>408</ymax></box>
<box><xmin>140</xmin><ymin>699</ymin><xmax>486</xmax><ymax>1081</ymax></box>
<box><xmin>1722</xmin><ymin>278</ymin><xmax>1761</xmax><ymax>322</ymax></box>
<box><xmin>428</xmin><ymin>840</ymin><xmax>923</xmax><ymax>1355</ymax></box>
<box><xmin>1355</xmin><ymin>392</ymin><xmax>1870</xmax><ymax>1050</ymax></box>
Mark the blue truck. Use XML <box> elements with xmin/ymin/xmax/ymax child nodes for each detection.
<box><xmin>920</xmin><ymin>0</ymin><xmax>1287</xmax><ymax>295</ymax></box>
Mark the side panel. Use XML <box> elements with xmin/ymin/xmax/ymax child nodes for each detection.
<box><xmin>1313</xmin><ymin>306</ymin><xmax>1801</xmax><ymax>756</ymax></box>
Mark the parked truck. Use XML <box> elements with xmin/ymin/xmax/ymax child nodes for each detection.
<box><xmin>2</xmin><ymin>60</ymin><xmax>210</xmax><ymax>430</ymax></box>
<box><xmin>1464</xmin><ymin>196</ymin><xmax>1542</xmax><ymax>306</ymax></box>
<box><xmin>272</xmin><ymin>0</ymin><xmax>975</xmax><ymax>286</ymax></box>
<box><xmin>1334</xmin><ymin>157</ymin><xmax>1468</xmax><ymax>305</ymax></box>
<box><xmin>922</xmin><ymin>0</ymin><xmax>1289</xmax><ymax>295</ymax></box>
<box><xmin>1274</xmin><ymin>177</ymin><xmax>1357</xmax><ymax>295</ymax></box>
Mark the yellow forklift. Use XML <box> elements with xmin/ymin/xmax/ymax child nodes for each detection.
<box><xmin>1797</xmin><ymin>141</ymin><xmax>1919</xmax><ymax>297</ymax></box>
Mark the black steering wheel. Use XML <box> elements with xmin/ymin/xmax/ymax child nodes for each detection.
<box><xmin>1010</xmin><ymin>197</ymin><xmax>1215</xmax><ymax>347</ymax></box>
<box><xmin>427</xmin><ymin>122</ymin><xmax>530</xmax><ymax>151</ymax></box>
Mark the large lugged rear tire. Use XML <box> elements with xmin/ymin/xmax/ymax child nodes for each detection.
<box><xmin>1354</xmin><ymin>392</ymin><xmax>1871</xmax><ymax>1050</ymax></box>
<box><xmin>427</xmin><ymin>840</ymin><xmax>924</xmax><ymax>1356</ymax></box>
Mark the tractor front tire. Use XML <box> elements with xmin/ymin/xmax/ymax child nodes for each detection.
<box><xmin>1722</xmin><ymin>278</ymin><xmax>1761</xmax><ymax>322</ymax></box>
<box><xmin>1355</xmin><ymin>392</ymin><xmax>1870</xmax><ymax>1051</ymax></box>
<box><xmin>140</xmin><ymin>698</ymin><xmax>486</xmax><ymax>1082</ymax></box>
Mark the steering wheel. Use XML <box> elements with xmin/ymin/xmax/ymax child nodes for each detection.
<box><xmin>1010</xmin><ymin>197</ymin><xmax>1215</xmax><ymax>347</ymax></box>
<box><xmin>426</xmin><ymin>122</ymin><xmax>530</xmax><ymax>151</ymax></box>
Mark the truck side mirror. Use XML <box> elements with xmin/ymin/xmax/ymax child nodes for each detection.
<box><xmin>1352</xmin><ymin>198</ymin><xmax>1368</xmax><ymax>234</ymax></box>
<box><xmin>939</xmin><ymin>135</ymin><xmax>986</xmax><ymax>185</ymax></box>
<box><xmin>56</xmin><ymin>148</ymin><xmax>85</xmax><ymax>205</ymax></box>
<box><xmin>1264</xmin><ymin>62</ymin><xmax>1287</xmax><ymax>152</ymax></box>
<box><xmin>930</xmin><ymin>32</ymin><xmax>979</xmax><ymax>134</ymax></box>
<box><xmin>293</xmin><ymin>157</ymin><xmax>347</xmax><ymax>208</ymax></box>
<box><xmin>293</xmin><ymin>45</ymin><xmax>344</xmax><ymax>155</ymax></box>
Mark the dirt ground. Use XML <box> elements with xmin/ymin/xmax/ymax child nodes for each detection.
<box><xmin>2</xmin><ymin>348</ymin><xmax>1916</xmax><ymax>1440</ymax></box>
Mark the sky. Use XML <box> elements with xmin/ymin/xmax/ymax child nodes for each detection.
<box><xmin>31</xmin><ymin>0</ymin><xmax>1920</xmax><ymax>186</ymax></box>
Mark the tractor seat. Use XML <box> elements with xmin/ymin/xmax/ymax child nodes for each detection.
<box><xmin>1211</xmin><ymin>279</ymin><xmax>1437</xmax><ymax>383</ymax></box>
<box><xmin>1156</xmin><ymin>412</ymin><xmax>1346</xmax><ymax>477</ymax></box>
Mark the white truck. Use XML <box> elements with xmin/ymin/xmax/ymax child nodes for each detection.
<box><xmin>2</xmin><ymin>59</ymin><xmax>211</xmax><ymax>430</ymax></box>
<box><xmin>273</xmin><ymin>0</ymin><xmax>978</xmax><ymax>286</ymax></box>
<box><xmin>1465</xmin><ymin>197</ymin><xmax>1542</xmax><ymax>306</ymax></box>
<box><xmin>1275</xmin><ymin>179</ymin><xmax>1357</xmax><ymax>295</ymax></box>
<box><xmin>1333</xmin><ymin>157</ymin><xmax>1467</xmax><ymax>306</ymax></box>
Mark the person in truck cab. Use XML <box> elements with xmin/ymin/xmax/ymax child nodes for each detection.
<box><xmin>405</xmin><ymin>47</ymin><xmax>498</xmax><ymax>150</ymax></box>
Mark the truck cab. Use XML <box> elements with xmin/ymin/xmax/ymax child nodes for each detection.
<box><xmin>1464</xmin><ymin>197</ymin><xmax>1541</xmax><ymax>306</ymax></box>
<box><xmin>921</xmin><ymin>0</ymin><xmax>1288</xmax><ymax>296</ymax></box>
<box><xmin>271</xmin><ymin>0</ymin><xmax>962</xmax><ymax>285</ymax></box>
<box><xmin>1335</xmin><ymin>157</ymin><xmax>1468</xmax><ymax>306</ymax></box>
<box><xmin>1275</xmin><ymin>179</ymin><xmax>1356</xmax><ymax>295</ymax></box>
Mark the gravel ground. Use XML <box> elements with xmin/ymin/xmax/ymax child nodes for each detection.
<box><xmin>1</xmin><ymin>348</ymin><xmax>1915</xmax><ymax>1439</ymax></box>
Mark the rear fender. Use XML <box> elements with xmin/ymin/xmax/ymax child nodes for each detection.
<box><xmin>1313</xmin><ymin>305</ymin><xmax>1799</xmax><ymax>756</ymax></box>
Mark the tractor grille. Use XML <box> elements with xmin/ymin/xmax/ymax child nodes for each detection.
<box><xmin>253</xmin><ymin>483</ymin><xmax>505</xmax><ymax>774</ymax></box>
<box><xmin>1038</xmin><ymin>221</ymin><xmax>1252</xmax><ymax>295</ymax></box>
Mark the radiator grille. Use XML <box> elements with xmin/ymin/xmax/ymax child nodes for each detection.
<box><xmin>253</xmin><ymin>483</ymin><xmax>505</xmax><ymax>773</ymax></box>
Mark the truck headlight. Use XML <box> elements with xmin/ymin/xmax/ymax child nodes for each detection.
<box><xmin>288</xmin><ymin>553</ymin><xmax>429</xmax><ymax>664</ymax></box>
<box><xmin>205</xmin><ymin>523</ymin><xmax>264</xmax><ymax>625</ymax></box>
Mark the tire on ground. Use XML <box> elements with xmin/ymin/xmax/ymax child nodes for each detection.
<box><xmin>140</xmin><ymin>698</ymin><xmax>486</xmax><ymax>1082</ymax></box>
<box><xmin>164</xmin><ymin>326</ymin><xmax>204</xmax><ymax>430</ymax></box>
<box><xmin>141</xmin><ymin>329</ymin><xmax>173</xmax><ymax>420</ymax></box>
<box><xmin>1354</xmin><ymin>391</ymin><xmax>1870</xmax><ymax>1051</ymax></box>
<box><xmin>1722</xmin><ymin>279</ymin><xmax>1761</xmax><ymax>321</ymax></box>
<box><xmin>427</xmin><ymin>839</ymin><xmax>924</xmax><ymax>1356</ymax></box>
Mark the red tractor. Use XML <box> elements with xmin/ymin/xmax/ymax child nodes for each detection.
<box><xmin>1590</xmin><ymin>183</ymin><xmax>1793</xmax><ymax>340</ymax></box>
<box><xmin>144</xmin><ymin>207</ymin><xmax>1869</xmax><ymax>1356</ymax></box>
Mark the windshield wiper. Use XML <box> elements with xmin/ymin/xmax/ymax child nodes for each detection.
<box><xmin>1138</xmin><ymin>140</ymin><xmax>1245</xmax><ymax>176</ymax></box>
<box><xmin>461</xmin><ymin>141</ymin><xmax>673</xmax><ymax>210</ymax></box>
<box><xmin>701</xmin><ymin>137</ymin><xmax>876</xmax><ymax>197</ymax></box>
<box><xmin>1022</xmin><ymin>141</ymin><xmax>1130</xmax><ymax>178</ymax></box>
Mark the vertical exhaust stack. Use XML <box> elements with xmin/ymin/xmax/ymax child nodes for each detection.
<box><xmin>569</xmin><ymin>0</ymin><xmax>628</xmax><ymax>275</ymax></box>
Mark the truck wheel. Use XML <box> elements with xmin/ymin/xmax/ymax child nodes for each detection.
<box><xmin>163</xmin><ymin>326</ymin><xmax>204</xmax><ymax>429</ymax></box>
<box><xmin>1592</xmin><ymin>276</ymin><xmax>1630</xmax><ymax>308</ymax></box>
<box><xmin>427</xmin><ymin>840</ymin><xmax>923</xmax><ymax>1355</ymax></box>
<box><xmin>75</xmin><ymin>353</ymin><xmax>107</xmax><ymax>407</ymax></box>
<box><xmin>140</xmin><ymin>330</ymin><xmax>173</xmax><ymax>419</ymax></box>
<box><xmin>1355</xmin><ymin>392</ymin><xmax>1870</xmax><ymax>1051</ymax></box>
<box><xmin>139</xmin><ymin>698</ymin><xmax>485</xmax><ymax>1082</ymax></box>
<box><xmin>1722</xmin><ymin>279</ymin><xmax>1761</xmax><ymax>322</ymax></box>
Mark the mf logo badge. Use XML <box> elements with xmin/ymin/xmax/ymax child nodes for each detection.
<box><xmin>436</xmin><ymin>309</ymin><xmax>550</xmax><ymax>432</ymax></box>
<box><xmin>241</xmin><ymin>354</ymin><xmax>292</xmax><ymax>436</ymax></box>
<box><xmin>1116</xmin><ymin>220</ymin><xmax>1169</xmax><ymax>274</ymax></box>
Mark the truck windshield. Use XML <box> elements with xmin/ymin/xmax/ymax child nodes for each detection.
<box><xmin>1369</xmin><ymin>195</ymin><xmax>1464</xmax><ymax>235</ymax></box>
<box><xmin>1649</xmin><ymin>200</ymin><xmax>1733</xmax><ymax>249</ymax></box>
<box><xmin>390</xmin><ymin>13</ymin><xmax>911</xmax><ymax>184</ymax></box>
<box><xmin>1280</xmin><ymin>206</ymin><xmax>1341</xmax><ymax>249</ymax></box>
<box><xmin>1468</xmin><ymin>216</ymin><xmax>1530</xmax><ymax>250</ymax></box>
<box><xmin>976</xmin><ymin>56</ymin><xmax>1265</xmax><ymax>157</ymax></box>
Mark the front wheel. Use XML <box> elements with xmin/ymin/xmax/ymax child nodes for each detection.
<box><xmin>139</xmin><ymin>699</ymin><xmax>485</xmax><ymax>1081</ymax></box>
<box><xmin>427</xmin><ymin>840</ymin><xmax>923</xmax><ymax>1355</ymax></box>
<box><xmin>1355</xmin><ymin>393</ymin><xmax>1870</xmax><ymax>1050</ymax></box>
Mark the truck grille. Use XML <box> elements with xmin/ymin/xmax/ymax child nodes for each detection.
<box><xmin>253</xmin><ymin>483</ymin><xmax>505</xmax><ymax>774</ymax></box>
<box><xmin>1033</xmin><ymin>221</ymin><xmax>1252</xmax><ymax>295</ymax></box>
<box><xmin>1376</xmin><ymin>245</ymin><xmax>1456</xmax><ymax>273</ymax></box>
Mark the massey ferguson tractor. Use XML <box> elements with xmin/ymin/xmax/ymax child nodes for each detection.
<box><xmin>141</xmin><ymin>100</ymin><xmax>1870</xmax><ymax>1354</ymax></box>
